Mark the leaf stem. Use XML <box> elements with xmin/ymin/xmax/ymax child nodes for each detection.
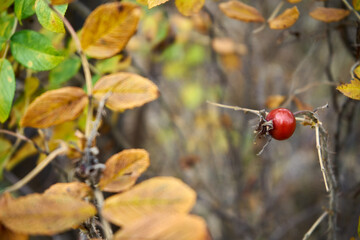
<box><xmin>0</xmin><ymin>129</ymin><xmax>47</xmax><ymax>154</ymax></box>
<box><xmin>47</xmin><ymin>2</ymin><xmax>93</xmax><ymax>137</ymax></box>
<box><xmin>1</xmin><ymin>18</ymin><xmax>18</xmax><ymax>60</ymax></box>
<box><xmin>253</xmin><ymin>0</ymin><xmax>284</xmax><ymax>34</ymax></box>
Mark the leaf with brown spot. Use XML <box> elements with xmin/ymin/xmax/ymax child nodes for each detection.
<box><xmin>175</xmin><ymin>0</ymin><xmax>205</xmax><ymax>17</ymax></box>
<box><xmin>148</xmin><ymin>0</ymin><xmax>170</xmax><ymax>9</ymax></box>
<box><xmin>99</xmin><ymin>149</ymin><xmax>150</xmax><ymax>192</ymax></box>
<box><xmin>81</xmin><ymin>2</ymin><xmax>141</xmax><ymax>59</ymax></box>
<box><xmin>219</xmin><ymin>1</ymin><xmax>265</xmax><ymax>23</ymax></box>
<box><xmin>337</xmin><ymin>78</ymin><xmax>360</xmax><ymax>100</ymax></box>
<box><xmin>102</xmin><ymin>177</ymin><xmax>196</xmax><ymax>226</ymax></box>
<box><xmin>309</xmin><ymin>7</ymin><xmax>350</xmax><ymax>22</ymax></box>
<box><xmin>51</xmin><ymin>0</ymin><xmax>74</xmax><ymax>5</ymax></box>
<box><xmin>268</xmin><ymin>6</ymin><xmax>299</xmax><ymax>29</ymax></box>
<box><xmin>20</xmin><ymin>87</ymin><xmax>88</xmax><ymax>128</ymax></box>
<box><xmin>114</xmin><ymin>213</ymin><xmax>208</xmax><ymax>240</ymax></box>
<box><xmin>0</xmin><ymin>194</ymin><xmax>96</xmax><ymax>235</ymax></box>
<box><xmin>92</xmin><ymin>72</ymin><xmax>159</xmax><ymax>112</ymax></box>
<box><xmin>44</xmin><ymin>182</ymin><xmax>92</xmax><ymax>200</ymax></box>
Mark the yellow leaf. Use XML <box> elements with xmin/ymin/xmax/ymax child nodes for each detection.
<box><xmin>102</xmin><ymin>177</ymin><xmax>196</xmax><ymax>226</ymax></box>
<box><xmin>114</xmin><ymin>213</ymin><xmax>208</xmax><ymax>240</ymax></box>
<box><xmin>148</xmin><ymin>0</ymin><xmax>170</xmax><ymax>9</ymax></box>
<box><xmin>354</xmin><ymin>0</ymin><xmax>360</xmax><ymax>11</ymax></box>
<box><xmin>99</xmin><ymin>149</ymin><xmax>150</xmax><ymax>192</ymax></box>
<box><xmin>309</xmin><ymin>7</ymin><xmax>350</xmax><ymax>23</ymax></box>
<box><xmin>81</xmin><ymin>2</ymin><xmax>141</xmax><ymax>59</ymax></box>
<box><xmin>268</xmin><ymin>6</ymin><xmax>299</xmax><ymax>29</ymax></box>
<box><xmin>175</xmin><ymin>0</ymin><xmax>205</xmax><ymax>17</ymax></box>
<box><xmin>20</xmin><ymin>87</ymin><xmax>88</xmax><ymax>128</ymax></box>
<box><xmin>0</xmin><ymin>194</ymin><xmax>96</xmax><ymax>235</ymax></box>
<box><xmin>337</xmin><ymin>78</ymin><xmax>360</xmax><ymax>100</ymax></box>
<box><xmin>287</xmin><ymin>0</ymin><xmax>301</xmax><ymax>3</ymax></box>
<box><xmin>136</xmin><ymin>0</ymin><xmax>147</xmax><ymax>6</ymax></box>
<box><xmin>219</xmin><ymin>1</ymin><xmax>265</xmax><ymax>23</ymax></box>
<box><xmin>44</xmin><ymin>182</ymin><xmax>92</xmax><ymax>200</ymax></box>
<box><xmin>92</xmin><ymin>72</ymin><xmax>159</xmax><ymax>112</ymax></box>
<box><xmin>265</xmin><ymin>95</ymin><xmax>286</xmax><ymax>109</ymax></box>
<box><xmin>51</xmin><ymin>0</ymin><xmax>74</xmax><ymax>4</ymax></box>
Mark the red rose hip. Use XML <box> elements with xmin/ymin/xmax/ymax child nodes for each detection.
<box><xmin>265</xmin><ymin>108</ymin><xmax>296</xmax><ymax>140</ymax></box>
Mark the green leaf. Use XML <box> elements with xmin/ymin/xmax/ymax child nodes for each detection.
<box><xmin>0</xmin><ymin>13</ymin><xmax>16</xmax><ymax>50</ymax></box>
<box><xmin>15</xmin><ymin>0</ymin><xmax>36</xmax><ymax>23</ymax></box>
<box><xmin>0</xmin><ymin>59</ymin><xmax>16</xmax><ymax>123</ymax></box>
<box><xmin>10</xmin><ymin>30</ymin><xmax>64</xmax><ymax>71</ymax></box>
<box><xmin>35</xmin><ymin>0</ymin><xmax>67</xmax><ymax>33</ymax></box>
<box><xmin>49</xmin><ymin>56</ymin><xmax>81</xmax><ymax>88</ymax></box>
<box><xmin>0</xmin><ymin>0</ymin><xmax>14</xmax><ymax>12</ymax></box>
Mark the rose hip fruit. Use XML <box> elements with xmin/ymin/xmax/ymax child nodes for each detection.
<box><xmin>265</xmin><ymin>108</ymin><xmax>296</xmax><ymax>140</ymax></box>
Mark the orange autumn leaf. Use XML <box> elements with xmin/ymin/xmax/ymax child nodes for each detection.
<box><xmin>268</xmin><ymin>6</ymin><xmax>300</xmax><ymax>29</ymax></box>
<box><xmin>81</xmin><ymin>2</ymin><xmax>141</xmax><ymax>59</ymax></box>
<box><xmin>148</xmin><ymin>0</ymin><xmax>171</xmax><ymax>9</ymax></box>
<box><xmin>175</xmin><ymin>0</ymin><xmax>205</xmax><ymax>17</ymax></box>
<box><xmin>114</xmin><ymin>213</ymin><xmax>208</xmax><ymax>240</ymax></box>
<box><xmin>20</xmin><ymin>87</ymin><xmax>88</xmax><ymax>128</ymax></box>
<box><xmin>92</xmin><ymin>72</ymin><xmax>159</xmax><ymax>112</ymax></box>
<box><xmin>309</xmin><ymin>7</ymin><xmax>350</xmax><ymax>23</ymax></box>
<box><xmin>44</xmin><ymin>182</ymin><xmax>93</xmax><ymax>200</ymax></box>
<box><xmin>265</xmin><ymin>95</ymin><xmax>286</xmax><ymax>109</ymax></box>
<box><xmin>287</xmin><ymin>0</ymin><xmax>302</xmax><ymax>3</ymax></box>
<box><xmin>219</xmin><ymin>1</ymin><xmax>265</xmax><ymax>23</ymax></box>
<box><xmin>337</xmin><ymin>78</ymin><xmax>360</xmax><ymax>100</ymax></box>
<box><xmin>99</xmin><ymin>149</ymin><xmax>150</xmax><ymax>192</ymax></box>
<box><xmin>0</xmin><ymin>194</ymin><xmax>96</xmax><ymax>235</ymax></box>
<box><xmin>51</xmin><ymin>0</ymin><xmax>74</xmax><ymax>5</ymax></box>
<box><xmin>102</xmin><ymin>177</ymin><xmax>196</xmax><ymax>226</ymax></box>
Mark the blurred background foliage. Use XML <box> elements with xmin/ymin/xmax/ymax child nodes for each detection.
<box><xmin>1</xmin><ymin>0</ymin><xmax>360</xmax><ymax>239</ymax></box>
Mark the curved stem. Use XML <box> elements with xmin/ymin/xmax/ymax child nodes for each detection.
<box><xmin>47</xmin><ymin>2</ymin><xmax>93</xmax><ymax>137</ymax></box>
<box><xmin>2</xmin><ymin>145</ymin><xmax>67</xmax><ymax>193</ymax></box>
